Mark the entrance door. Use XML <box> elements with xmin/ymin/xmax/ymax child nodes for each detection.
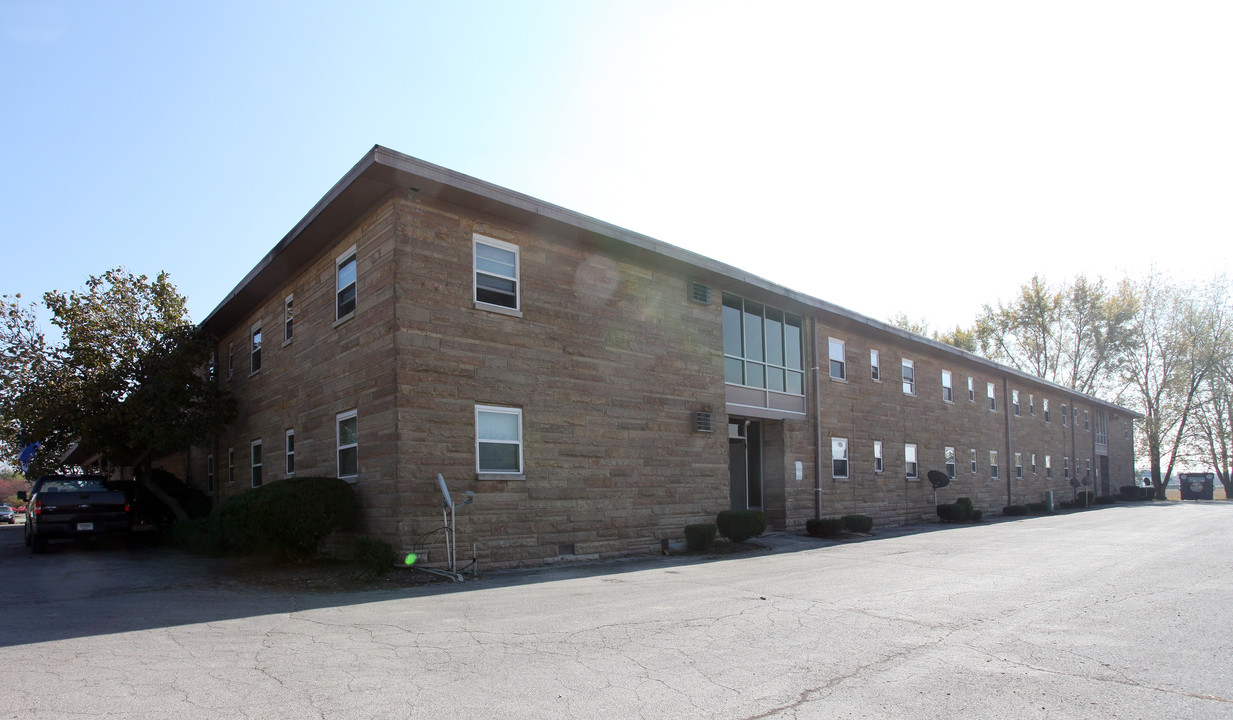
<box><xmin>728</xmin><ymin>419</ymin><xmax>763</xmax><ymax>510</ymax></box>
<box><xmin>1100</xmin><ymin>456</ymin><xmax>1111</xmax><ymax>496</ymax></box>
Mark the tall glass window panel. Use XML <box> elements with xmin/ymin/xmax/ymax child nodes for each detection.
<box><xmin>337</xmin><ymin>253</ymin><xmax>357</xmax><ymax>318</ymax></box>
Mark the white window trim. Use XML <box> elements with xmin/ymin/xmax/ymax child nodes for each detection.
<box><xmin>283</xmin><ymin>294</ymin><xmax>294</xmax><ymax>345</ymax></box>
<box><xmin>828</xmin><ymin>338</ymin><xmax>847</xmax><ymax>381</ymax></box>
<box><xmin>945</xmin><ymin>446</ymin><xmax>956</xmax><ymax>479</ymax></box>
<box><xmin>874</xmin><ymin>440</ymin><xmax>884</xmax><ymax>474</ymax></box>
<box><xmin>1014</xmin><ymin>452</ymin><xmax>1023</xmax><ymax>479</ymax></box>
<box><xmin>902</xmin><ymin>358</ymin><xmax>915</xmax><ymax>396</ymax></box>
<box><xmin>285</xmin><ymin>428</ymin><xmax>295</xmax><ymax>476</ymax></box>
<box><xmin>967</xmin><ymin>376</ymin><xmax>975</xmax><ymax>402</ymax></box>
<box><xmin>476</xmin><ymin>404</ymin><xmax>524</xmax><ymax>474</ymax></box>
<box><xmin>870</xmin><ymin>349</ymin><xmax>880</xmax><ymax>382</ymax></box>
<box><xmin>250</xmin><ymin>322</ymin><xmax>262</xmax><ymax>376</ymax></box>
<box><xmin>473</xmin><ymin>234</ymin><xmax>523</xmax><ymax>316</ymax></box>
<box><xmin>335</xmin><ymin>245</ymin><xmax>358</xmax><ymax>323</ymax></box>
<box><xmin>987</xmin><ymin>382</ymin><xmax>996</xmax><ymax>412</ymax></box>
<box><xmin>337</xmin><ymin>409</ymin><xmax>359</xmax><ymax>481</ymax></box>
<box><xmin>1012</xmin><ymin>389</ymin><xmax>1021</xmax><ymax>416</ymax></box>
<box><xmin>942</xmin><ymin>370</ymin><xmax>953</xmax><ymax>403</ymax></box>
<box><xmin>1044</xmin><ymin>398</ymin><xmax>1051</xmax><ymax>422</ymax></box>
<box><xmin>905</xmin><ymin>443</ymin><xmax>918</xmax><ymax>479</ymax></box>
<box><xmin>990</xmin><ymin>451</ymin><xmax>1000</xmax><ymax>479</ymax></box>
<box><xmin>970</xmin><ymin>448</ymin><xmax>977</xmax><ymax>474</ymax></box>
<box><xmin>832</xmin><ymin>437</ymin><xmax>849</xmax><ymax>479</ymax></box>
<box><xmin>250</xmin><ymin>439</ymin><xmax>263</xmax><ymax>488</ymax></box>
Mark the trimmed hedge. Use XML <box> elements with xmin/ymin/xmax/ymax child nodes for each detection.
<box><xmin>174</xmin><ymin>476</ymin><xmax>359</xmax><ymax>560</ymax></box>
<box><xmin>1026</xmin><ymin>502</ymin><xmax>1050</xmax><ymax>515</ymax></box>
<box><xmin>1003</xmin><ymin>504</ymin><xmax>1029</xmax><ymax>516</ymax></box>
<box><xmin>806</xmin><ymin>518</ymin><xmax>845</xmax><ymax>538</ymax></box>
<box><xmin>353</xmin><ymin>535</ymin><xmax>398</xmax><ymax>577</ymax></box>
<box><xmin>716</xmin><ymin>510</ymin><xmax>767</xmax><ymax>543</ymax></box>
<box><xmin>684</xmin><ymin>523</ymin><xmax>718</xmax><ymax>551</ymax></box>
<box><xmin>842</xmin><ymin>514</ymin><xmax>874</xmax><ymax>533</ymax></box>
<box><xmin>937</xmin><ymin>499</ymin><xmax>983</xmax><ymax>524</ymax></box>
<box><xmin>1074</xmin><ymin>491</ymin><xmax>1095</xmax><ymax>507</ymax></box>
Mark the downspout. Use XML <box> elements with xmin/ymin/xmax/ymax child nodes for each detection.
<box><xmin>1003</xmin><ymin>377</ymin><xmax>1013</xmax><ymax>507</ymax></box>
<box><xmin>812</xmin><ymin>316</ymin><xmax>823</xmax><ymax>520</ymax></box>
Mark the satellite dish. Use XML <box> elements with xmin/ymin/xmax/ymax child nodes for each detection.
<box><xmin>927</xmin><ymin>470</ymin><xmax>951</xmax><ymax>490</ymax></box>
<box><xmin>437</xmin><ymin>473</ymin><xmax>452</xmax><ymax>508</ymax></box>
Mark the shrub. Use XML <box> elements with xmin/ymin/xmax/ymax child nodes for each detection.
<box><xmin>842</xmin><ymin>514</ymin><xmax>874</xmax><ymax>533</ymax></box>
<box><xmin>937</xmin><ymin>502</ymin><xmax>969</xmax><ymax>523</ymax></box>
<box><xmin>971</xmin><ymin>509</ymin><xmax>983</xmax><ymax>522</ymax></box>
<box><xmin>1095</xmin><ymin>495</ymin><xmax>1117</xmax><ymax>505</ymax></box>
<box><xmin>956</xmin><ymin>497</ymin><xmax>974</xmax><ymax>510</ymax></box>
<box><xmin>1003</xmin><ymin>505</ymin><xmax>1029</xmax><ymax>516</ymax></box>
<box><xmin>248</xmin><ymin>477</ymin><xmax>360</xmax><ymax>560</ymax></box>
<box><xmin>1074</xmin><ymin>491</ymin><xmax>1095</xmax><ymax>507</ymax></box>
<box><xmin>353</xmin><ymin>535</ymin><xmax>398</xmax><ymax>577</ymax></box>
<box><xmin>684</xmin><ymin>523</ymin><xmax>718</xmax><ymax>551</ymax></box>
<box><xmin>1026</xmin><ymin>502</ymin><xmax>1049</xmax><ymax>515</ymax></box>
<box><xmin>806</xmin><ymin>518</ymin><xmax>845</xmax><ymax>538</ymax></box>
<box><xmin>1119</xmin><ymin>485</ymin><xmax>1144</xmax><ymax>500</ymax></box>
<box><xmin>716</xmin><ymin>510</ymin><xmax>767</xmax><ymax>543</ymax></box>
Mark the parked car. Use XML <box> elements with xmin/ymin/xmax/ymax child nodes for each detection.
<box><xmin>0</xmin><ymin>506</ymin><xmax>15</xmax><ymax>524</ymax></box>
<box><xmin>18</xmin><ymin>474</ymin><xmax>131</xmax><ymax>553</ymax></box>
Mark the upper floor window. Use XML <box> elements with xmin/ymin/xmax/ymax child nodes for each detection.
<box><xmin>1062</xmin><ymin>403</ymin><xmax>1069</xmax><ymax>426</ymax></box>
<box><xmin>250</xmin><ymin>323</ymin><xmax>262</xmax><ymax>374</ymax></box>
<box><xmin>477</xmin><ymin>405</ymin><xmax>523</xmax><ymax>473</ymax></box>
<box><xmin>870</xmin><ymin>349</ymin><xmax>880</xmax><ymax>381</ymax></box>
<box><xmin>474</xmin><ymin>234</ymin><xmax>520</xmax><ymax>311</ymax></box>
<box><xmin>828</xmin><ymin>338</ymin><xmax>846</xmax><ymax>380</ymax></box>
<box><xmin>905</xmin><ymin>443</ymin><xmax>918</xmax><ymax>479</ymax></box>
<box><xmin>1084</xmin><ymin>410</ymin><xmax>1090</xmax><ymax>430</ymax></box>
<box><xmin>942</xmin><ymin>370</ymin><xmax>953</xmax><ymax>403</ymax></box>
<box><xmin>1012</xmin><ymin>389</ymin><xmax>1020</xmax><ymax>416</ymax></box>
<box><xmin>1029</xmin><ymin>394</ymin><xmax>1035</xmax><ymax>415</ymax></box>
<box><xmin>336</xmin><ymin>248</ymin><xmax>357</xmax><ymax>320</ymax></box>
<box><xmin>227</xmin><ymin>343</ymin><xmax>234</xmax><ymax>380</ymax></box>
<box><xmin>284</xmin><ymin>295</ymin><xmax>294</xmax><ymax>342</ymax></box>
<box><xmin>250</xmin><ymin>439</ymin><xmax>263</xmax><ymax>488</ymax></box>
<box><xmin>1044</xmin><ymin>398</ymin><xmax>1051</xmax><ymax>422</ymax></box>
<box><xmin>1095</xmin><ymin>411</ymin><xmax>1109</xmax><ymax>445</ymax></box>
<box><xmin>987</xmin><ymin>382</ymin><xmax>996</xmax><ymax>411</ymax></box>
<box><xmin>832</xmin><ymin>437</ymin><xmax>849</xmax><ymax>479</ymax></box>
<box><xmin>902</xmin><ymin>359</ymin><xmax>915</xmax><ymax>395</ymax></box>
<box><xmin>722</xmin><ymin>294</ymin><xmax>804</xmax><ymax>395</ymax></box>
<box><xmin>967</xmin><ymin>376</ymin><xmax>975</xmax><ymax>402</ymax></box>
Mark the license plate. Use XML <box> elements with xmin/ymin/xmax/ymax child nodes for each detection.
<box><xmin>76</xmin><ymin>522</ymin><xmax>94</xmax><ymax>531</ymax></box>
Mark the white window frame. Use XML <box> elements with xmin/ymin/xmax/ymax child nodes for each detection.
<box><xmin>1064</xmin><ymin>456</ymin><xmax>1071</xmax><ymax>479</ymax></box>
<box><xmin>1084</xmin><ymin>410</ymin><xmax>1090</xmax><ymax>430</ymax></box>
<box><xmin>1012</xmin><ymin>389</ymin><xmax>1020</xmax><ymax>416</ymax></box>
<box><xmin>250</xmin><ymin>439</ymin><xmax>263</xmax><ymax>488</ymax></box>
<box><xmin>968</xmin><ymin>376</ymin><xmax>975</xmax><ymax>402</ymax></box>
<box><xmin>990</xmin><ymin>450</ymin><xmax>999</xmax><ymax>479</ymax></box>
<box><xmin>336</xmin><ymin>246</ymin><xmax>358</xmax><ymax>321</ymax></box>
<box><xmin>942</xmin><ymin>370</ymin><xmax>953</xmax><ymax>403</ymax></box>
<box><xmin>250</xmin><ymin>322</ymin><xmax>262</xmax><ymax>375</ymax></box>
<box><xmin>337</xmin><ymin>410</ymin><xmax>359</xmax><ymax>480</ymax></box>
<box><xmin>284</xmin><ymin>294</ymin><xmax>294</xmax><ymax>343</ymax></box>
<box><xmin>987</xmin><ymin>382</ymin><xmax>996</xmax><ymax>411</ymax></box>
<box><xmin>1044</xmin><ymin>398</ymin><xmax>1051</xmax><ymax>422</ymax></box>
<box><xmin>832</xmin><ymin>437</ymin><xmax>849</xmax><ymax>479</ymax></box>
<box><xmin>1031</xmin><ymin>453</ymin><xmax>1037</xmax><ymax>475</ymax></box>
<box><xmin>828</xmin><ymin>338</ymin><xmax>846</xmax><ymax>381</ymax></box>
<box><xmin>905</xmin><ymin>443</ymin><xmax>918</xmax><ymax>479</ymax></box>
<box><xmin>970</xmin><ymin>448</ymin><xmax>977</xmax><ymax>474</ymax></box>
<box><xmin>944</xmin><ymin>446</ymin><xmax>956</xmax><ymax>479</ymax></box>
<box><xmin>870</xmin><ymin>349</ymin><xmax>880</xmax><ymax>381</ymax></box>
<box><xmin>1029</xmin><ymin>394</ymin><xmax>1035</xmax><ymax>415</ymax></box>
<box><xmin>874</xmin><ymin>441</ymin><xmax>884</xmax><ymax>473</ymax></box>
<box><xmin>476</xmin><ymin>405</ymin><xmax>524</xmax><ymax>474</ymax></box>
<box><xmin>1062</xmin><ymin>404</ymin><xmax>1069</xmax><ymax>426</ymax></box>
<box><xmin>473</xmin><ymin>234</ymin><xmax>521</xmax><ymax>314</ymax></box>
<box><xmin>1046</xmin><ymin>455</ymin><xmax>1053</xmax><ymax>478</ymax></box>
<box><xmin>1014</xmin><ymin>452</ymin><xmax>1023</xmax><ymax>479</ymax></box>
<box><xmin>902</xmin><ymin>358</ymin><xmax>915</xmax><ymax>395</ymax></box>
<box><xmin>285</xmin><ymin>428</ymin><xmax>295</xmax><ymax>476</ymax></box>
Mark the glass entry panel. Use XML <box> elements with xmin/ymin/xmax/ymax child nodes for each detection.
<box><xmin>728</xmin><ymin>419</ymin><xmax>763</xmax><ymax>511</ymax></box>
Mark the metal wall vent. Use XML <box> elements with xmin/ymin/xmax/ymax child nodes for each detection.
<box><xmin>695</xmin><ymin>411</ymin><xmax>715</xmax><ymax>433</ymax></box>
<box><xmin>690</xmin><ymin>282</ymin><xmax>712</xmax><ymax>305</ymax></box>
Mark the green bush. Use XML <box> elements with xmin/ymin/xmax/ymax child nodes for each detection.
<box><xmin>1026</xmin><ymin>502</ymin><xmax>1049</xmax><ymax>515</ymax></box>
<box><xmin>716</xmin><ymin>510</ymin><xmax>767</xmax><ymax>543</ymax></box>
<box><xmin>842</xmin><ymin>514</ymin><xmax>874</xmax><ymax>533</ymax></box>
<box><xmin>806</xmin><ymin>518</ymin><xmax>845</xmax><ymax>538</ymax></box>
<box><xmin>1003</xmin><ymin>504</ymin><xmax>1029</xmax><ymax>516</ymax></box>
<box><xmin>353</xmin><ymin>535</ymin><xmax>398</xmax><ymax>577</ymax></box>
<box><xmin>1074</xmin><ymin>491</ymin><xmax>1095</xmax><ymax>507</ymax></box>
<box><xmin>971</xmin><ymin>509</ymin><xmax>983</xmax><ymax>522</ymax></box>
<box><xmin>684</xmin><ymin>523</ymin><xmax>717</xmax><ymax>551</ymax></box>
<box><xmin>937</xmin><ymin>502</ymin><xmax>970</xmax><ymax>523</ymax></box>
<box><xmin>1094</xmin><ymin>495</ymin><xmax>1117</xmax><ymax>505</ymax></box>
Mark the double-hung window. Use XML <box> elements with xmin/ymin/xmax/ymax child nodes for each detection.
<box><xmin>967</xmin><ymin>376</ymin><xmax>975</xmax><ymax>402</ymax></box>
<box><xmin>1031</xmin><ymin>453</ymin><xmax>1037</xmax><ymax>475</ymax></box>
<box><xmin>944</xmin><ymin>446</ymin><xmax>956</xmax><ymax>478</ymax></box>
<box><xmin>1029</xmin><ymin>394</ymin><xmax>1035</xmax><ymax>415</ymax></box>
<box><xmin>250</xmin><ymin>440</ymin><xmax>262</xmax><ymax>488</ymax></box>
<box><xmin>832</xmin><ymin>438</ymin><xmax>849</xmax><ymax>479</ymax></box>
<box><xmin>870</xmin><ymin>349</ymin><xmax>880</xmax><ymax>381</ymax></box>
<box><xmin>476</xmin><ymin>405</ymin><xmax>523</xmax><ymax>473</ymax></box>
<box><xmin>285</xmin><ymin>429</ymin><xmax>295</xmax><ymax>475</ymax></box>
<box><xmin>336</xmin><ymin>248</ymin><xmax>358</xmax><ymax>320</ymax></box>
<box><xmin>970</xmin><ymin>448</ymin><xmax>977</xmax><ymax>474</ymax></box>
<box><xmin>1046</xmin><ymin>455</ymin><xmax>1053</xmax><ymax>478</ymax></box>
<box><xmin>942</xmin><ymin>370</ymin><xmax>953</xmax><ymax>402</ymax></box>
<box><xmin>902</xmin><ymin>359</ymin><xmax>915</xmax><ymax>395</ymax></box>
<box><xmin>337</xmin><ymin>410</ymin><xmax>358</xmax><ymax>479</ymax></box>
<box><xmin>874</xmin><ymin>441</ymin><xmax>883</xmax><ymax>473</ymax></box>
<box><xmin>987</xmin><ymin>382</ymin><xmax>996</xmax><ymax>411</ymax></box>
<box><xmin>1084</xmin><ymin>410</ymin><xmax>1090</xmax><ymax>430</ymax></box>
<box><xmin>1012</xmin><ymin>389</ymin><xmax>1020</xmax><ymax>416</ymax></box>
<box><xmin>250</xmin><ymin>323</ymin><xmax>262</xmax><ymax>374</ymax></box>
<box><xmin>1062</xmin><ymin>404</ymin><xmax>1069</xmax><ymax>426</ymax></box>
<box><xmin>905</xmin><ymin>444</ymin><xmax>918</xmax><ymax>479</ymax></box>
<box><xmin>474</xmin><ymin>234</ymin><xmax>520</xmax><ymax>311</ymax></box>
<box><xmin>1014</xmin><ymin>452</ymin><xmax>1023</xmax><ymax>478</ymax></box>
<box><xmin>284</xmin><ymin>295</ymin><xmax>294</xmax><ymax>342</ymax></box>
<box><xmin>990</xmin><ymin>451</ymin><xmax>999</xmax><ymax>479</ymax></box>
<box><xmin>1064</xmin><ymin>456</ymin><xmax>1071</xmax><ymax>480</ymax></box>
<box><xmin>1044</xmin><ymin>398</ymin><xmax>1051</xmax><ymax>422</ymax></box>
<box><xmin>829</xmin><ymin>338</ymin><xmax>846</xmax><ymax>380</ymax></box>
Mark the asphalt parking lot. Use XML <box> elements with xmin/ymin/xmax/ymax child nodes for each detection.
<box><xmin>0</xmin><ymin>502</ymin><xmax>1229</xmax><ymax>719</ymax></box>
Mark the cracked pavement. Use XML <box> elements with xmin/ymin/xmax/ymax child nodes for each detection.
<box><xmin>1</xmin><ymin>502</ymin><xmax>1229</xmax><ymax>719</ymax></box>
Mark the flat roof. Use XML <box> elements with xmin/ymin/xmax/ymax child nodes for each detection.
<box><xmin>202</xmin><ymin>145</ymin><xmax>1141</xmax><ymax>419</ymax></box>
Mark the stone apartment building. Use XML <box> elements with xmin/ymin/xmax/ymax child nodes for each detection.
<box><xmin>180</xmin><ymin>145</ymin><xmax>1139</xmax><ymax>568</ymax></box>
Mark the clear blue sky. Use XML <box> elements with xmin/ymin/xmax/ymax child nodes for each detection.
<box><xmin>3</xmin><ymin>0</ymin><xmax>1230</xmax><ymax>331</ymax></box>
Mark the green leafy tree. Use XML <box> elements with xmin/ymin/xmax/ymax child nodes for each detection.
<box><xmin>0</xmin><ymin>269</ymin><xmax>234</xmax><ymax>516</ymax></box>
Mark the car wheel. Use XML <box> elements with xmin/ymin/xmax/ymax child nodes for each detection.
<box><xmin>24</xmin><ymin>524</ymin><xmax>31</xmax><ymax>547</ymax></box>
